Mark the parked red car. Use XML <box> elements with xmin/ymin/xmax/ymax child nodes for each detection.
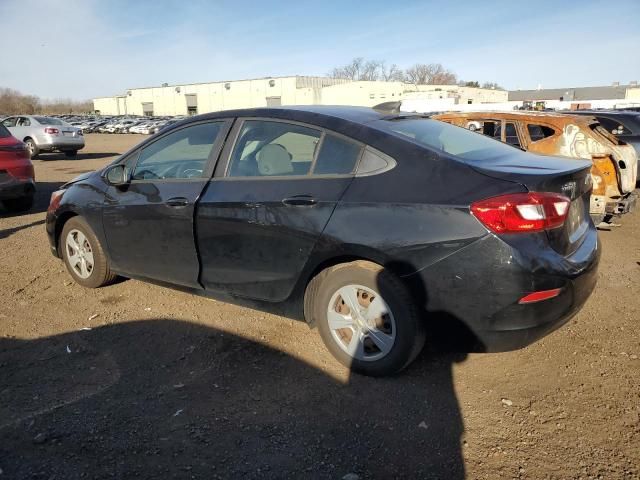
<box><xmin>0</xmin><ymin>124</ymin><xmax>35</xmax><ymax>212</ymax></box>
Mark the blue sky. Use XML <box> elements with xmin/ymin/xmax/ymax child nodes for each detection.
<box><xmin>1</xmin><ymin>0</ymin><xmax>639</xmax><ymax>100</ymax></box>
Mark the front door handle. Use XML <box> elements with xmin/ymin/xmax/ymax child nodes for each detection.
<box><xmin>282</xmin><ymin>195</ymin><xmax>317</xmax><ymax>207</ymax></box>
<box><xmin>166</xmin><ymin>197</ymin><xmax>189</xmax><ymax>208</ymax></box>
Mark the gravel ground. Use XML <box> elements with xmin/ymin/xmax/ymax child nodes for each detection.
<box><xmin>0</xmin><ymin>134</ymin><xmax>639</xmax><ymax>479</ymax></box>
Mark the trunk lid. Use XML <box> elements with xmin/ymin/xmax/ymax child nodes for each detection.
<box><xmin>465</xmin><ymin>151</ymin><xmax>593</xmax><ymax>255</ymax></box>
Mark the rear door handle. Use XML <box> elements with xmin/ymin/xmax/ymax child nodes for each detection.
<box><xmin>166</xmin><ymin>197</ymin><xmax>189</xmax><ymax>208</ymax></box>
<box><xmin>282</xmin><ymin>195</ymin><xmax>317</xmax><ymax>207</ymax></box>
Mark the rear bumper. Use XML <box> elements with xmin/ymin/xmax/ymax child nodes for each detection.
<box><xmin>38</xmin><ymin>136</ymin><xmax>85</xmax><ymax>151</ymax></box>
<box><xmin>0</xmin><ymin>175</ymin><xmax>35</xmax><ymax>200</ymax></box>
<box><xmin>473</xmin><ymin>259</ymin><xmax>598</xmax><ymax>351</ymax></box>
<box><xmin>606</xmin><ymin>192</ymin><xmax>637</xmax><ymax>215</ymax></box>
<box><xmin>404</xmin><ymin>226</ymin><xmax>600</xmax><ymax>352</ymax></box>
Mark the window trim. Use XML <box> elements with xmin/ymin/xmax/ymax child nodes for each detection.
<box><xmin>215</xmin><ymin>117</ymin><xmax>365</xmax><ymax>181</ymax></box>
<box><xmin>119</xmin><ymin>118</ymin><xmax>233</xmax><ymax>184</ymax></box>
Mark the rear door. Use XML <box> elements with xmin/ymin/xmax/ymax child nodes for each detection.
<box><xmin>196</xmin><ymin>118</ymin><xmax>363</xmax><ymax>301</ymax></box>
<box><xmin>101</xmin><ymin>119</ymin><xmax>232</xmax><ymax>287</ymax></box>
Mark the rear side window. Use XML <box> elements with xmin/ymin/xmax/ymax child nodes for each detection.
<box><xmin>227</xmin><ymin>120</ymin><xmax>321</xmax><ymax>177</ymax></box>
<box><xmin>313</xmin><ymin>134</ymin><xmax>362</xmax><ymax>175</ymax></box>
<box><xmin>596</xmin><ymin>116</ymin><xmax>631</xmax><ymax>135</ymax></box>
<box><xmin>0</xmin><ymin>124</ymin><xmax>11</xmax><ymax>138</ymax></box>
<box><xmin>505</xmin><ymin>122</ymin><xmax>521</xmax><ymax>147</ymax></box>
<box><xmin>527</xmin><ymin>124</ymin><xmax>556</xmax><ymax>142</ymax></box>
<box><xmin>480</xmin><ymin>120</ymin><xmax>501</xmax><ymax>140</ymax></box>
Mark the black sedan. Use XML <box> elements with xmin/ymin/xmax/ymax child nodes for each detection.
<box><xmin>46</xmin><ymin>106</ymin><xmax>599</xmax><ymax>376</ymax></box>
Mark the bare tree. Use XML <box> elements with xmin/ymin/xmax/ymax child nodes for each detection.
<box><xmin>0</xmin><ymin>87</ymin><xmax>91</xmax><ymax>115</ymax></box>
<box><xmin>329</xmin><ymin>57</ymin><xmax>367</xmax><ymax>80</ymax></box>
<box><xmin>405</xmin><ymin>63</ymin><xmax>457</xmax><ymax>85</ymax></box>
<box><xmin>481</xmin><ymin>81</ymin><xmax>503</xmax><ymax>90</ymax></box>
<box><xmin>379</xmin><ymin>62</ymin><xmax>405</xmax><ymax>82</ymax></box>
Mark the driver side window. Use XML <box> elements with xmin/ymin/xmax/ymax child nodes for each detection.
<box><xmin>132</xmin><ymin>122</ymin><xmax>223</xmax><ymax>180</ymax></box>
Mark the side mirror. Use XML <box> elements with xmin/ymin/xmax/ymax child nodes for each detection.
<box><xmin>104</xmin><ymin>164</ymin><xmax>130</xmax><ymax>186</ymax></box>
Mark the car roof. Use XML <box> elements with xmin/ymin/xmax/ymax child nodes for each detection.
<box><xmin>433</xmin><ymin>110</ymin><xmax>598</xmax><ymax>126</ymax></box>
<box><xmin>191</xmin><ymin>105</ymin><xmax>391</xmax><ymax>126</ymax></box>
<box><xmin>568</xmin><ymin>110</ymin><xmax>640</xmax><ymax>117</ymax></box>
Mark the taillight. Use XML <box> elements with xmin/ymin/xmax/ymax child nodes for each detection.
<box><xmin>44</xmin><ymin>127</ymin><xmax>59</xmax><ymax>135</ymax></box>
<box><xmin>0</xmin><ymin>143</ymin><xmax>28</xmax><ymax>153</ymax></box>
<box><xmin>471</xmin><ymin>192</ymin><xmax>571</xmax><ymax>234</ymax></box>
<box><xmin>48</xmin><ymin>189</ymin><xmax>65</xmax><ymax>213</ymax></box>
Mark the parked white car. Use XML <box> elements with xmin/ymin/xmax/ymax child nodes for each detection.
<box><xmin>2</xmin><ymin>115</ymin><xmax>85</xmax><ymax>158</ymax></box>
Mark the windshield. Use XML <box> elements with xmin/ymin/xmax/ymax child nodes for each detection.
<box><xmin>372</xmin><ymin>117</ymin><xmax>520</xmax><ymax>161</ymax></box>
<box><xmin>0</xmin><ymin>124</ymin><xmax>11</xmax><ymax>138</ymax></box>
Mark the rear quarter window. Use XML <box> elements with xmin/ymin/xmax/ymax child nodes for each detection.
<box><xmin>527</xmin><ymin>124</ymin><xmax>556</xmax><ymax>142</ymax></box>
<box><xmin>313</xmin><ymin>134</ymin><xmax>362</xmax><ymax>175</ymax></box>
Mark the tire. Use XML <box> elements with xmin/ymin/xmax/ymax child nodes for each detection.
<box><xmin>307</xmin><ymin>261</ymin><xmax>426</xmax><ymax>376</ymax></box>
<box><xmin>64</xmin><ymin>150</ymin><xmax>78</xmax><ymax>158</ymax></box>
<box><xmin>25</xmin><ymin>138</ymin><xmax>39</xmax><ymax>159</ymax></box>
<box><xmin>3</xmin><ymin>194</ymin><xmax>34</xmax><ymax>212</ymax></box>
<box><xmin>60</xmin><ymin>216</ymin><xmax>117</xmax><ymax>288</ymax></box>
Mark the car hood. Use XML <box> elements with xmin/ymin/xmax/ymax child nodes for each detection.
<box><xmin>62</xmin><ymin>170</ymin><xmax>96</xmax><ymax>189</ymax></box>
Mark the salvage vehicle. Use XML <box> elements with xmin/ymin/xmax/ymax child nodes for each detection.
<box><xmin>564</xmin><ymin>110</ymin><xmax>640</xmax><ymax>180</ymax></box>
<box><xmin>2</xmin><ymin>115</ymin><xmax>85</xmax><ymax>159</ymax></box>
<box><xmin>433</xmin><ymin>111</ymin><xmax>638</xmax><ymax>224</ymax></box>
<box><xmin>0</xmin><ymin>124</ymin><xmax>35</xmax><ymax>212</ymax></box>
<box><xmin>46</xmin><ymin>106</ymin><xmax>599</xmax><ymax>376</ymax></box>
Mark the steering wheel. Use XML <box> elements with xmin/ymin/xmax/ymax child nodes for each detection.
<box><xmin>134</xmin><ymin>169</ymin><xmax>161</xmax><ymax>180</ymax></box>
<box><xmin>182</xmin><ymin>168</ymin><xmax>203</xmax><ymax>178</ymax></box>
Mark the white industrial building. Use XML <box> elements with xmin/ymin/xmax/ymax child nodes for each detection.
<box><xmin>92</xmin><ymin>76</ymin><xmax>508</xmax><ymax>116</ymax></box>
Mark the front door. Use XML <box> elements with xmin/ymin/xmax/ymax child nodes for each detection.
<box><xmin>102</xmin><ymin>120</ymin><xmax>231</xmax><ymax>287</ymax></box>
<box><xmin>196</xmin><ymin>118</ymin><xmax>363</xmax><ymax>301</ymax></box>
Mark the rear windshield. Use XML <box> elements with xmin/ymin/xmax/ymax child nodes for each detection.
<box><xmin>590</xmin><ymin>123</ymin><xmax>622</xmax><ymax>145</ymax></box>
<box><xmin>372</xmin><ymin>118</ymin><xmax>520</xmax><ymax>161</ymax></box>
<box><xmin>34</xmin><ymin>116</ymin><xmax>65</xmax><ymax>125</ymax></box>
<box><xmin>0</xmin><ymin>124</ymin><xmax>11</xmax><ymax>138</ymax></box>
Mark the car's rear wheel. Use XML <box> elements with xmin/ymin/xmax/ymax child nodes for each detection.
<box><xmin>25</xmin><ymin>138</ymin><xmax>39</xmax><ymax>159</ymax></box>
<box><xmin>64</xmin><ymin>150</ymin><xmax>78</xmax><ymax>158</ymax></box>
<box><xmin>2</xmin><ymin>194</ymin><xmax>34</xmax><ymax>212</ymax></box>
<box><xmin>61</xmin><ymin>217</ymin><xmax>117</xmax><ymax>288</ymax></box>
<box><xmin>308</xmin><ymin>261</ymin><xmax>426</xmax><ymax>376</ymax></box>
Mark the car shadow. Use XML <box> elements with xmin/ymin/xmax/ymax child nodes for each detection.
<box><xmin>0</xmin><ymin>219</ymin><xmax>45</xmax><ymax>240</ymax></box>
<box><xmin>0</xmin><ymin>181</ymin><xmax>63</xmax><ymax>218</ymax></box>
<box><xmin>0</xmin><ymin>316</ymin><xmax>468</xmax><ymax>479</ymax></box>
<box><xmin>38</xmin><ymin>152</ymin><xmax>120</xmax><ymax>161</ymax></box>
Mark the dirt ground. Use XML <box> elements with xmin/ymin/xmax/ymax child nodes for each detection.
<box><xmin>0</xmin><ymin>134</ymin><xmax>638</xmax><ymax>479</ymax></box>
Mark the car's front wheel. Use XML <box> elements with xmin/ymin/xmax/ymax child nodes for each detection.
<box><xmin>61</xmin><ymin>217</ymin><xmax>117</xmax><ymax>288</ymax></box>
<box><xmin>308</xmin><ymin>261</ymin><xmax>426</xmax><ymax>376</ymax></box>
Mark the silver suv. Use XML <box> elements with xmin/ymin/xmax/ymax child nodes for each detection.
<box><xmin>2</xmin><ymin>115</ymin><xmax>85</xmax><ymax>159</ymax></box>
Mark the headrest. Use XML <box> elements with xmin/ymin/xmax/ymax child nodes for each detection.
<box><xmin>256</xmin><ymin>144</ymin><xmax>293</xmax><ymax>176</ymax></box>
